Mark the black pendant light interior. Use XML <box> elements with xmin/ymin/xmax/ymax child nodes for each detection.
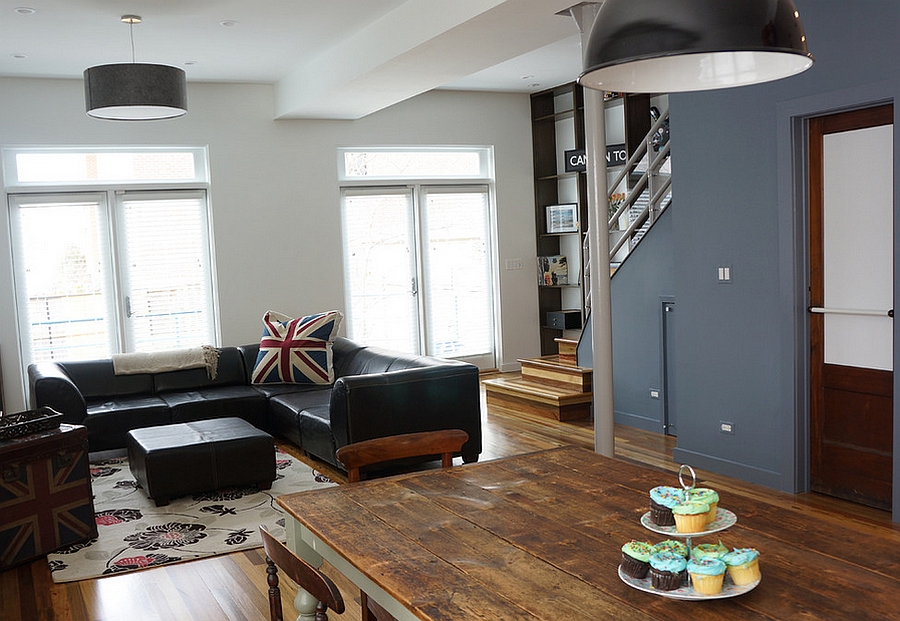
<box><xmin>84</xmin><ymin>15</ymin><xmax>187</xmax><ymax>120</ymax></box>
<box><xmin>579</xmin><ymin>0</ymin><xmax>814</xmax><ymax>93</ymax></box>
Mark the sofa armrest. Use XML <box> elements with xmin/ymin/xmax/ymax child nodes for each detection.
<box><xmin>27</xmin><ymin>363</ymin><xmax>88</xmax><ymax>424</ymax></box>
<box><xmin>329</xmin><ymin>363</ymin><xmax>482</xmax><ymax>461</ymax></box>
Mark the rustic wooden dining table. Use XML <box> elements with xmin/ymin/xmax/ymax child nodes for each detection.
<box><xmin>277</xmin><ymin>445</ymin><xmax>900</xmax><ymax>620</ymax></box>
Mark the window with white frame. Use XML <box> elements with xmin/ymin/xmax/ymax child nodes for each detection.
<box><xmin>5</xmin><ymin>147</ymin><xmax>217</xmax><ymax>366</ymax></box>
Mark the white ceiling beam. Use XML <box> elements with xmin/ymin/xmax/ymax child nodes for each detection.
<box><xmin>274</xmin><ymin>0</ymin><xmax>579</xmax><ymax>119</ymax></box>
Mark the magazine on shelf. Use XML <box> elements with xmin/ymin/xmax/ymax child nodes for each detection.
<box><xmin>538</xmin><ymin>255</ymin><xmax>568</xmax><ymax>286</ymax></box>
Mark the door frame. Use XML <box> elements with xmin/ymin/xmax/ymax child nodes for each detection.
<box><xmin>807</xmin><ymin>104</ymin><xmax>893</xmax><ymax>509</ymax></box>
<box><xmin>776</xmin><ymin>82</ymin><xmax>897</xmax><ymax>519</ymax></box>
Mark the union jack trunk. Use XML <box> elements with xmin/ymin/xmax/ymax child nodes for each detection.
<box><xmin>0</xmin><ymin>424</ymin><xmax>97</xmax><ymax>570</ymax></box>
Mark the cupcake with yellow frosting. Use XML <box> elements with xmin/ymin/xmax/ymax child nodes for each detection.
<box><xmin>687</xmin><ymin>557</ymin><xmax>727</xmax><ymax>595</ymax></box>
<box><xmin>722</xmin><ymin>548</ymin><xmax>761</xmax><ymax>586</ymax></box>
<box><xmin>671</xmin><ymin>500</ymin><xmax>710</xmax><ymax>533</ymax></box>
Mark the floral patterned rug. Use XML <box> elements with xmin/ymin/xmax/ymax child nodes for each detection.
<box><xmin>47</xmin><ymin>448</ymin><xmax>335</xmax><ymax>583</ymax></box>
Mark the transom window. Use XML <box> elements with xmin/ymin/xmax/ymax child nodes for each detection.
<box><xmin>339</xmin><ymin>147</ymin><xmax>492</xmax><ymax>180</ymax></box>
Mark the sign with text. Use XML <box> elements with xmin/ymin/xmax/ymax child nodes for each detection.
<box><xmin>564</xmin><ymin>145</ymin><xmax>628</xmax><ymax>172</ymax></box>
<box><xmin>564</xmin><ymin>149</ymin><xmax>587</xmax><ymax>172</ymax></box>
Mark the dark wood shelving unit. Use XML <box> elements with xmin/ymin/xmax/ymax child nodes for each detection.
<box><xmin>531</xmin><ymin>83</ymin><xmax>588</xmax><ymax>355</ymax></box>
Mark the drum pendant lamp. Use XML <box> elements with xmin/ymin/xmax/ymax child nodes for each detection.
<box><xmin>84</xmin><ymin>15</ymin><xmax>187</xmax><ymax>120</ymax></box>
<box><xmin>579</xmin><ymin>0</ymin><xmax>814</xmax><ymax>93</ymax></box>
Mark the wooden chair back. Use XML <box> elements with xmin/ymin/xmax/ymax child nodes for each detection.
<box><xmin>259</xmin><ymin>525</ymin><xmax>345</xmax><ymax>621</ymax></box>
<box><xmin>336</xmin><ymin>429</ymin><xmax>470</xmax><ymax>483</ymax></box>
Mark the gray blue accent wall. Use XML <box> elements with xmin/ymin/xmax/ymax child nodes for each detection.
<box><xmin>611</xmin><ymin>207</ymin><xmax>674</xmax><ymax>433</ymax></box>
<box><xmin>662</xmin><ymin>0</ymin><xmax>899</xmax><ymax>516</ymax></box>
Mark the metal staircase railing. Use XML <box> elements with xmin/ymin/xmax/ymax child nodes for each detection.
<box><xmin>583</xmin><ymin>107</ymin><xmax>671</xmax><ymax>314</ymax></box>
<box><xmin>607</xmin><ymin>106</ymin><xmax>672</xmax><ymax>262</ymax></box>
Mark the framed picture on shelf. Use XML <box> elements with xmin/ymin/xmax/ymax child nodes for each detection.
<box><xmin>546</xmin><ymin>204</ymin><xmax>578</xmax><ymax>234</ymax></box>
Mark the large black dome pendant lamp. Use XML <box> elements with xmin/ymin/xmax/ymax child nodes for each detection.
<box><xmin>579</xmin><ymin>0</ymin><xmax>814</xmax><ymax>93</ymax></box>
<box><xmin>84</xmin><ymin>15</ymin><xmax>187</xmax><ymax>120</ymax></box>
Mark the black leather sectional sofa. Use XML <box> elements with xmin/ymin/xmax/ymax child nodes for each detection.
<box><xmin>28</xmin><ymin>337</ymin><xmax>482</xmax><ymax>468</ymax></box>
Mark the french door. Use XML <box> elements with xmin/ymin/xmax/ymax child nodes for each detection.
<box><xmin>808</xmin><ymin>104</ymin><xmax>894</xmax><ymax>510</ymax></box>
<box><xmin>341</xmin><ymin>185</ymin><xmax>495</xmax><ymax>368</ymax></box>
<box><xmin>10</xmin><ymin>190</ymin><xmax>217</xmax><ymax>364</ymax></box>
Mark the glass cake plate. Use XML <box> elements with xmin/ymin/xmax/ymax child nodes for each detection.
<box><xmin>618</xmin><ymin>565</ymin><xmax>760</xmax><ymax>600</ymax></box>
<box><xmin>640</xmin><ymin>507</ymin><xmax>737</xmax><ymax>537</ymax></box>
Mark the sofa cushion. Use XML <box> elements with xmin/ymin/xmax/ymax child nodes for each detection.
<box><xmin>160</xmin><ymin>386</ymin><xmax>268</xmax><ymax>430</ymax></box>
<box><xmin>251</xmin><ymin>310</ymin><xmax>343</xmax><ymax>385</ymax></box>
<box><xmin>84</xmin><ymin>396</ymin><xmax>171</xmax><ymax>451</ymax></box>
<box><xmin>267</xmin><ymin>388</ymin><xmax>331</xmax><ymax>448</ymax></box>
<box><xmin>298</xmin><ymin>405</ymin><xmax>339</xmax><ymax>467</ymax></box>
<box><xmin>59</xmin><ymin>360</ymin><xmax>154</xmax><ymax>399</ymax></box>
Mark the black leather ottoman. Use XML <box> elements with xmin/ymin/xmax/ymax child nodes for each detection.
<box><xmin>126</xmin><ymin>418</ymin><xmax>276</xmax><ymax>506</ymax></box>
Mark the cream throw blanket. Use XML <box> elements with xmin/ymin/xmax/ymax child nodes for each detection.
<box><xmin>112</xmin><ymin>345</ymin><xmax>219</xmax><ymax>379</ymax></box>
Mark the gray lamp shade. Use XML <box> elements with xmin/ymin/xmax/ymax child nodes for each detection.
<box><xmin>579</xmin><ymin>0</ymin><xmax>814</xmax><ymax>93</ymax></box>
<box><xmin>84</xmin><ymin>63</ymin><xmax>187</xmax><ymax>120</ymax></box>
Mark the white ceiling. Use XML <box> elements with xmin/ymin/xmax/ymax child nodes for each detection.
<box><xmin>0</xmin><ymin>0</ymin><xmax>596</xmax><ymax>119</ymax></box>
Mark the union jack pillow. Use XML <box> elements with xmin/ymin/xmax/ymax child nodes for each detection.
<box><xmin>251</xmin><ymin>310</ymin><xmax>343</xmax><ymax>385</ymax></box>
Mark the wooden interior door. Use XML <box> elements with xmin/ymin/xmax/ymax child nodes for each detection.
<box><xmin>809</xmin><ymin>104</ymin><xmax>894</xmax><ymax>510</ymax></box>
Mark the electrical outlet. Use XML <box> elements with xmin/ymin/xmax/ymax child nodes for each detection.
<box><xmin>719</xmin><ymin>420</ymin><xmax>735</xmax><ymax>435</ymax></box>
<box><xmin>505</xmin><ymin>258</ymin><xmax>523</xmax><ymax>270</ymax></box>
<box><xmin>649</xmin><ymin>389</ymin><xmax>660</xmax><ymax>399</ymax></box>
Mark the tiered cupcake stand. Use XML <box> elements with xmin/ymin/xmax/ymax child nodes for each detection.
<box><xmin>617</xmin><ymin>465</ymin><xmax>761</xmax><ymax>600</ymax></box>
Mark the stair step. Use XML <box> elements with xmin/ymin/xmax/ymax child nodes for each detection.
<box><xmin>519</xmin><ymin>356</ymin><xmax>592</xmax><ymax>392</ymax></box>
<box><xmin>483</xmin><ymin>376</ymin><xmax>591</xmax><ymax>421</ymax></box>
<box><xmin>555</xmin><ymin>338</ymin><xmax>578</xmax><ymax>365</ymax></box>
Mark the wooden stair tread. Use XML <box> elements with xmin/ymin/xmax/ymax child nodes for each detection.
<box><xmin>482</xmin><ymin>376</ymin><xmax>593</xmax><ymax>404</ymax></box>
<box><xmin>519</xmin><ymin>355</ymin><xmax>592</xmax><ymax>373</ymax></box>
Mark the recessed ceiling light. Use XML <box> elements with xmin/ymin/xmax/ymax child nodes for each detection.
<box><xmin>14</xmin><ymin>6</ymin><xmax>36</xmax><ymax>14</ymax></box>
<box><xmin>11</xmin><ymin>53</ymin><xmax>28</xmax><ymax>59</ymax></box>
<box><xmin>184</xmin><ymin>61</ymin><xmax>197</xmax><ymax>66</ymax></box>
<box><xmin>220</xmin><ymin>20</ymin><xmax>238</xmax><ymax>27</ymax></box>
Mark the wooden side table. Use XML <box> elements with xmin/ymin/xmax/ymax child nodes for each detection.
<box><xmin>0</xmin><ymin>424</ymin><xmax>97</xmax><ymax>570</ymax></box>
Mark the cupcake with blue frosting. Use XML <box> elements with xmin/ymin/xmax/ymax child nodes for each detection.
<box><xmin>648</xmin><ymin>486</ymin><xmax>685</xmax><ymax>526</ymax></box>
<box><xmin>687</xmin><ymin>557</ymin><xmax>727</xmax><ymax>595</ymax></box>
<box><xmin>722</xmin><ymin>548</ymin><xmax>761</xmax><ymax>586</ymax></box>
<box><xmin>649</xmin><ymin>550</ymin><xmax>687</xmax><ymax>591</ymax></box>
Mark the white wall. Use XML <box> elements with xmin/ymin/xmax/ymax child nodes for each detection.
<box><xmin>0</xmin><ymin>77</ymin><xmax>540</xmax><ymax>412</ymax></box>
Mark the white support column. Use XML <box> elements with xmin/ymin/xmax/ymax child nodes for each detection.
<box><xmin>584</xmin><ymin>87</ymin><xmax>615</xmax><ymax>458</ymax></box>
<box><xmin>567</xmin><ymin>2</ymin><xmax>614</xmax><ymax>457</ymax></box>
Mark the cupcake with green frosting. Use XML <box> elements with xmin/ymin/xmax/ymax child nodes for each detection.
<box><xmin>672</xmin><ymin>500</ymin><xmax>710</xmax><ymax>533</ymax></box>
<box><xmin>722</xmin><ymin>548</ymin><xmax>761</xmax><ymax>586</ymax></box>
<box><xmin>654</xmin><ymin>539</ymin><xmax>689</xmax><ymax>558</ymax></box>
<box><xmin>620</xmin><ymin>541</ymin><xmax>654</xmax><ymax>578</ymax></box>
<box><xmin>691</xmin><ymin>541</ymin><xmax>728</xmax><ymax>561</ymax></box>
<box><xmin>689</xmin><ymin>487</ymin><xmax>720</xmax><ymax>523</ymax></box>
<box><xmin>648</xmin><ymin>551</ymin><xmax>687</xmax><ymax>591</ymax></box>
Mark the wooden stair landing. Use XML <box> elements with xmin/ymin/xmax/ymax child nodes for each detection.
<box><xmin>483</xmin><ymin>339</ymin><xmax>592</xmax><ymax>422</ymax></box>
